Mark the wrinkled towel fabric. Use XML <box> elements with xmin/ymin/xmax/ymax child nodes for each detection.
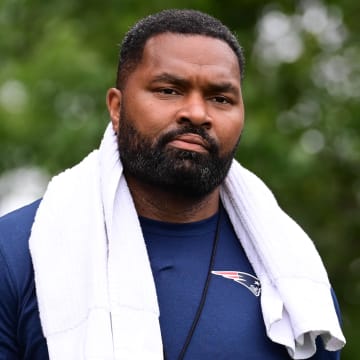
<box><xmin>29</xmin><ymin>123</ymin><xmax>345</xmax><ymax>360</ymax></box>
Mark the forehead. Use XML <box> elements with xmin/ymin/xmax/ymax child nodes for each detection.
<box><xmin>133</xmin><ymin>33</ymin><xmax>241</xmax><ymax>83</ymax></box>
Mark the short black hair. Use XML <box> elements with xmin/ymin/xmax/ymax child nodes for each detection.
<box><xmin>116</xmin><ymin>9</ymin><xmax>245</xmax><ymax>88</ymax></box>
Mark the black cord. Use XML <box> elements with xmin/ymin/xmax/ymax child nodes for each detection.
<box><xmin>174</xmin><ymin>207</ymin><xmax>222</xmax><ymax>360</ymax></box>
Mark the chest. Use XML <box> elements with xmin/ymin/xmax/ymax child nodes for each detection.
<box><xmin>142</xmin><ymin>214</ymin><xmax>291</xmax><ymax>360</ymax></box>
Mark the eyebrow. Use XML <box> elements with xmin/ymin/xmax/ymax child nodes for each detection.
<box><xmin>206</xmin><ymin>82</ymin><xmax>240</xmax><ymax>97</ymax></box>
<box><xmin>150</xmin><ymin>73</ymin><xmax>189</xmax><ymax>87</ymax></box>
<box><xmin>150</xmin><ymin>72</ymin><xmax>240</xmax><ymax>96</ymax></box>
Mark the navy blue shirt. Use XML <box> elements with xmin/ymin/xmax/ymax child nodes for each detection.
<box><xmin>0</xmin><ymin>201</ymin><xmax>48</xmax><ymax>359</ymax></box>
<box><xmin>140</xmin><ymin>207</ymin><xmax>341</xmax><ymax>360</ymax></box>
<box><xmin>0</xmin><ymin>201</ymin><xmax>341</xmax><ymax>359</ymax></box>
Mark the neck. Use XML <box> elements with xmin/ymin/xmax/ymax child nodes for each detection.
<box><xmin>125</xmin><ymin>175</ymin><xmax>220</xmax><ymax>223</ymax></box>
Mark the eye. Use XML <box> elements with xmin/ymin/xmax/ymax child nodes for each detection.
<box><xmin>157</xmin><ymin>88</ymin><xmax>179</xmax><ymax>95</ymax></box>
<box><xmin>211</xmin><ymin>96</ymin><xmax>231</xmax><ymax>104</ymax></box>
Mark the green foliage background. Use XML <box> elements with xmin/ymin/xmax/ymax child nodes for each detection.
<box><xmin>0</xmin><ymin>0</ymin><xmax>359</xmax><ymax>358</ymax></box>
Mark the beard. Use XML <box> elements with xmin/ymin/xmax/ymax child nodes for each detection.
<box><xmin>117</xmin><ymin>104</ymin><xmax>240</xmax><ymax>198</ymax></box>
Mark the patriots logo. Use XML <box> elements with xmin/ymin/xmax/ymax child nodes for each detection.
<box><xmin>211</xmin><ymin>271</ymin><xmax>261</xmax><ymax>297</ymax></box>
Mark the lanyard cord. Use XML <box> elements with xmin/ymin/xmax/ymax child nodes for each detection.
<box><xmin>164</xmin><ymin>207</ymin><xmax>222</xmax><ymax>360</ymax></box>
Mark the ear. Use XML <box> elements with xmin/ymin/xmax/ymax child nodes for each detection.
<box><xmin>106</xmin><ymin>88</ymin><xmax>122</xmax><ymax>133</ymax></box>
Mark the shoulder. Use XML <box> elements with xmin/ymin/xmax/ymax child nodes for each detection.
<box><xmin>0</xmin><ymin>200</ymin><xmax>41</xmax><ymax>239</ymax></box>
<box><xmin>0</xmin><ymin>200</ymin><xmax>41</xmax><ymax>241</ymax></box>
<box><xmin>0</xmin><ymin>200</ymin><xmax>41</xmax><ymax>292</ymax></box>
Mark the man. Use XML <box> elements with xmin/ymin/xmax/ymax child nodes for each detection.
<box><xmin>0</xmin><ymin>9</ymin><xmax>345</xmax><ymax>360</ymax></box>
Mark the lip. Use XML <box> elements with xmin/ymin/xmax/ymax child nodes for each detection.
<box><xmin>167</xmin><ymin>133</ymin><xmax>210</xmax><ymax>153</ymax></box>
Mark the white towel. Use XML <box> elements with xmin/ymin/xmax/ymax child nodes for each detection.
<box><xmin>221</xmin><ymin>164</ymin><xmax>345</xmax><ymax>358</ymax></box>
<box><xmin>29</xmin><ymin>123</ymin><xmax>345</xmax><ymax>359</ymax></box>
<box><xmin>30</xmin><ymin>124</ymin><xmax>162</xmax><ymax>360</ymax></box>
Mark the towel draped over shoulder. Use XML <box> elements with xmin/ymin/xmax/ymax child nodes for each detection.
<box><xmin>29</xmin><ymin>123</ymin><xmax>345</xmax><ymax>360</ymax></box>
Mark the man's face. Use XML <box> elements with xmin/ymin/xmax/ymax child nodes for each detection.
<box><xmin>109</xmin><ymin>33</ymin><xmax>245</xmax><ymax>197</ymax></box>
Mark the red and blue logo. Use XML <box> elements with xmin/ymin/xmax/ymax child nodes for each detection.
<box><xmin>211</xmin><ymin>271</ymin><xmax>261</xmax><ymax>297</ymax></box>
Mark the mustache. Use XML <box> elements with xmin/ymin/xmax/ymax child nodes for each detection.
<box><xmin>156</xmin><ymin>126</ymin><xmax>219</xmax><ymax>154</ymax></box>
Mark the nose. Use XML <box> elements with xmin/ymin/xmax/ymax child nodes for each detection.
<box><xmin>176</xmin><ymin>93</ymin><xmax>211</xmax><ymax>129</ymax></box>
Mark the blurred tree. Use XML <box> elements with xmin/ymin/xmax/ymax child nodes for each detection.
<box><xmin>0</xmin><ymin>0</ymin><xmax>358</xmax><ymax>358</ymax></box>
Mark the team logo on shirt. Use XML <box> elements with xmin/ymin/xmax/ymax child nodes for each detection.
<box><xmin>211</xmin><ymin>271</ymin><xmax>261</xmax><ymax>297</ymax></box>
